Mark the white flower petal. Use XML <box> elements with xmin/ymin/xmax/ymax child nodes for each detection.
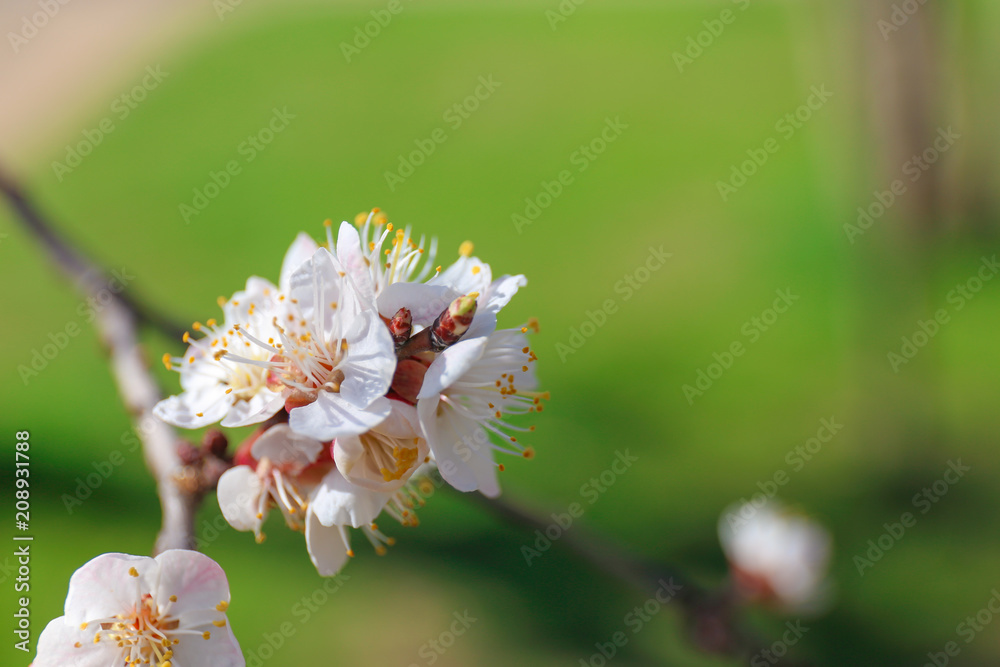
<box><xmin>168</xmin><ymin>621</ymin><xmax>245</xmax><ymax>667</ymax></box>
<box><xmin>153</xmin><ymin>387</ymin><xmax>230</xmax><ymax>429</ymax></box>
<box><xmin>280</xmin><ymin>232</ymin><xmax>319</xmax><ymax>293</ymax></box>
<box><xmin>430</xmin><ymin>255</ymin><xmax>492</xmax><ymax>295</ymax></box>
<box><xmin>249</xmin><ymin>425</ymin><xmax>323</xmax><ymax>472</ymax></box>
<box><xmin>217</xmin><ymin>466</ymin><xmax>265</xmax><ymax>532</ymax></box>
<box><xmin>338</xmin><ymin>311</ymin><xmax>397</xmax><ymax>407</ymax></box>
<box><xmin>63</xmin><ymin>553</ymin><xmax>155</xmax><ymax>625</ymax></box>
<box><xmin>337</xmin><ymin>221</ymin><xmax>377</xmax><ymax>306</ymax></box>
<box><xmin>465</xmin><ymin>274</ymin><xmax>527</xmax><ymax>340</ymax></box>
<box><xmin>310</xmin><ymin>469</ymin><xmax>390</xmax><ymax>528</ymax></box>
<box><xmin>377</xmin><ymin>282</ymin><xmax>461</xmax><ymax>328</ymax></box>
<box><xmin>418</xmin><ymin>399</ymin><xmax>499</xmax><ymax>497</ymax></box>
<box><xmin>220</xmin><ymin>390</ymin><xmax>285</xmax><ymax>428</ymax></box>
<box><xmin>288</xmin><ymin>394</ymin><xmax>392</xmax><ymax>441</ymax></box>
<box><xmin>34</xmin><ymin>618</ymin><xmax>110</xmax><ymax>667</ymax></box>
<box><xmin>417</xmin><ymin>337</ymin><xmax>489</xmax><ymax>399</ymax></box>
<box><xmin>305</xmin><ymin>510</ymin><xmax>351</xmax><ymax>577</ymax></box>
<box><xmin>152</xmin><ymin>550</ymin><xmax>232</xmax><ymax>617</ymax></box>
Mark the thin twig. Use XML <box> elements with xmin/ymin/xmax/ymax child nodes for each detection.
<box><xmin>0</xmin><ymin>168</ymin><xmax>186</xmax><ymax>340</ymax></box>
<box><xmin>0</xmin><ymin>166</ymin><xmax>197</xmax><ymax>554</ymax></box>
<box><xmin>467</xmin><ymin>491</ymin><xmax>819</xmax><ymax>666</ymax></box>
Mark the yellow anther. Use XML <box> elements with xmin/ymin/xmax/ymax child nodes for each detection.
<box><xmin>202</xmin><ymin>631</ymin><xmax>211</xmax><ymax>640</ymax></box>
<box><xmin>459</xmin><ymin>240</ymin><xmax>474</xmax><ymax>257</ymax></box>
<box><xmin>128</xmin><ymin>567</ymin><xmax>139</xmax><ymax>577</ymax></box>
<box><xmin>212</xmin><ymin>620</ymin><xmax>227</xmax><ymax>627</ymax></box>
<box><xmin>162</xmin><ymin>354</ymin><xmax>172</xmax><ymax>370</ymax></box>
<box><xmin>471</xmin><ymin>265</ymin><xmax>481</xmax><ymax>275</ymax></box>
<box><xmin>169</xmin><ymin>595</ymin><xmax>177</xmax><ymax>602</ymax></box>
<box><xmin>192</xmin><ymin>322</ymin><xmax>202</xmax><ymax>331</ymax></box>
<box><xmin>207</xmin><ymin>318</ymin><xmax>217</xmax><ymax>327</ymax></box>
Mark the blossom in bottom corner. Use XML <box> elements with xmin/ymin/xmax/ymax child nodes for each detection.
<box><xmin>34</xmin><ymin>550</ymin><xmax>243</xmax><ymax>667</ymax></box>
<box><xmin>718</xmin><ymin>500</ymin><xmax>832</xmax><ymax>613</ymax></box>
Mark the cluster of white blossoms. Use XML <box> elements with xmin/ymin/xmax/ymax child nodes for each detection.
<box><xmin>34</xmin><ymin>550</ymin><xmax>243</xmax><ymax>667</ymax></box>
<box><xmin>718</xmin><ymin>500</ymin><xmax>832</xmax><ymax>612</ymax></box>
<box><xmin>155</xmin><ymin>211</ymin><xmax>547</xmax><ymax>576</ymax></box>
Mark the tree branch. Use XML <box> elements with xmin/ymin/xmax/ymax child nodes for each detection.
<box><xmin>0</xmin><ymin>166</ymin><xmax>196</xmax><ymax>554</ymax></box>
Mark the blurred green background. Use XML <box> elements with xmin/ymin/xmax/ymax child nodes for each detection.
<box><xmin>2</xmin><ymin>0</ymin><xmax>999</xmax><ymax>664</ymax></box>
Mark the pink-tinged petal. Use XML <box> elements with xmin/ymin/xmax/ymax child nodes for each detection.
<box><xmin>417</xmin><ymin>337</ymin><xmax>488</xmax><ymax>399</ymax></box>
<box><xmin>168</xmin><ymin>620</ymin><xmax>245</xmax><ymax>667</ymax></box>
<box><xmin>280</xmin><ymin>232</ymin><xmax>319</xmax><ymax>293</ymax></box>
<box><xmin>153</xmin><ymin>386</ymin><xmax>230</xmax><ymax>429</ymax></box>
<box><xmin>217</xmin><ymin>466</ymin><xmax>265</xmax><ymax>532</ymax></box>
<box><xmin>153</xmin><ymin>550</ymin><xmax>232</xmax><ymax>617</ymax></box>
<box><xmin>305</xmin><ymin>510</ymin><xmax>351</xmax><ymax>577</ymax></box>
<box><xmin>63</xmin><ymin>553</ymin><xmax>155</xmax><ymax>625</ymax></box>
<box><xmin>465</xmin><ymin>274</ymin><xmax>527</xmax><ymax>340</ymax></box>
<box><xmin>337</xmin><ymin>221</ymin><xmax>377</xmax><ymax>306</ymax></box>
<box><xmin>310</xmin><ymin>469</ymin><xmax>390</xmax><ymax>528</ymax></box>
<box><xmin>288</xmin><ymin>394</ymin><xmax>392</xmax><ymax>441</ymax></box>
<box><xmin>220</xmin><ymin>390</ymin><xmax>285</xmax><ymax>428</ymax></box>
<box><xmin>34</xmin><ymin>617</ymin><xmax>111</xmax><ymax>667</ymax></box>
<box><xmin>377</xmin><ymin>282</ymin><xmax>461</xmax><ymax>328</ymax></box>
<box><xmin>418</xmin><ymin>399</ymin><xmax>499</xmax><ymax>497</ymax></box>
<box><xmin>249</xmin><ymin>425</ymin><xmax>323</xmax><ymax>472</ymax></box>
